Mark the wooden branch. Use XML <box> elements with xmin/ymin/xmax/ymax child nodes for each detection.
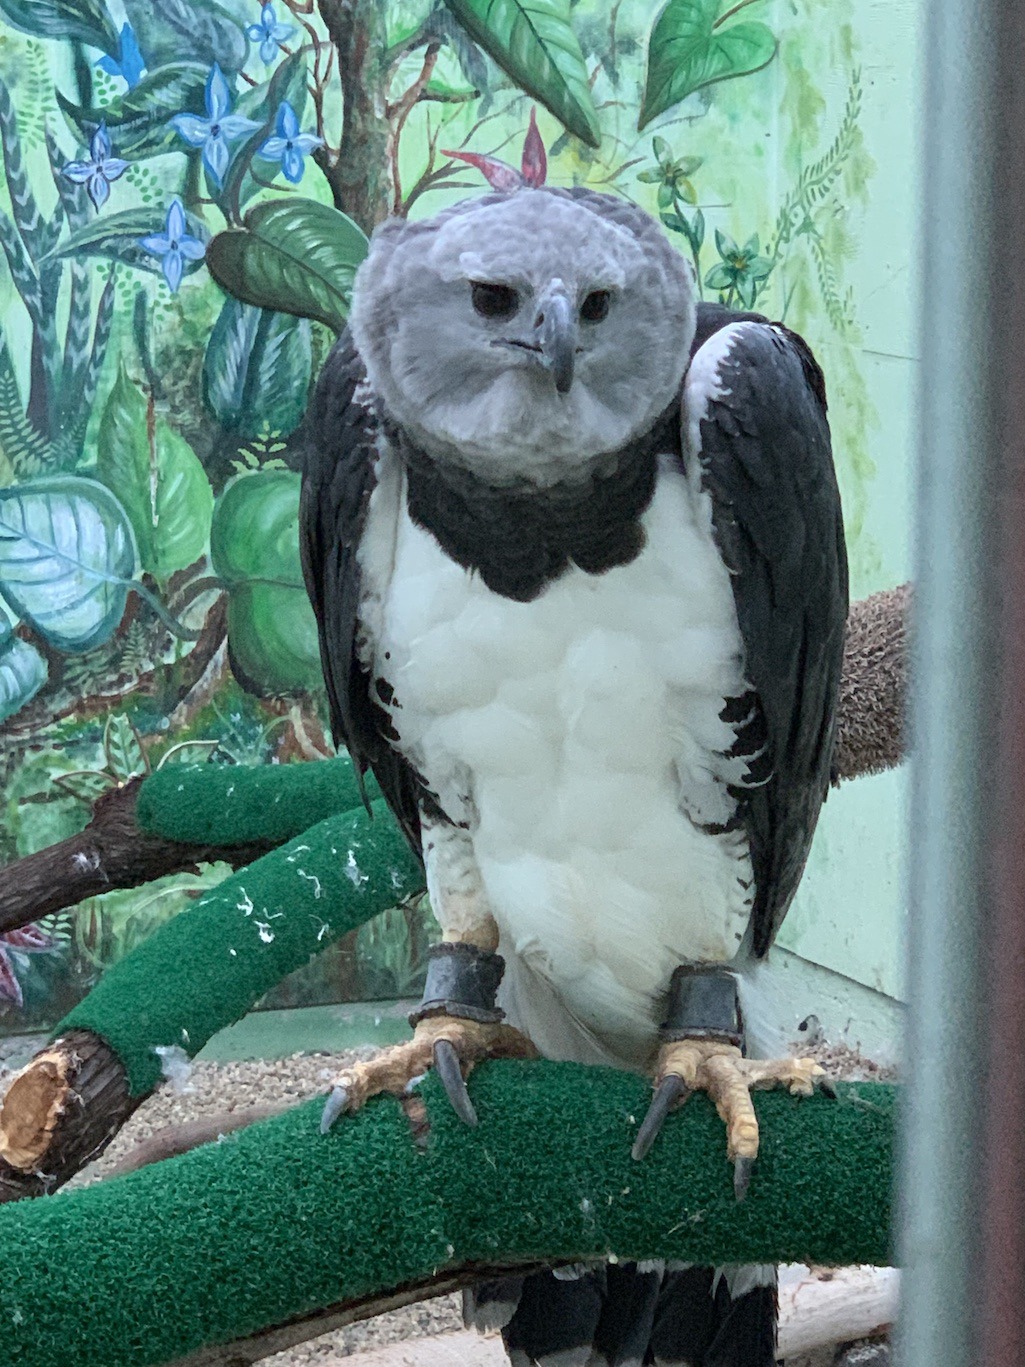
<box><xmin>164</xmin><ymin>1263</ymin><xmax>572</xmax><ymax>1367</ymax></box>
<box><xmin>0</xmin><ymin>776</ymin><xmax>274</xmax><ymax>937</ymax></box>
<box><xmin>103</xmin><ymin>1104</ymin><xmax>291</xmax><ymax>1178</ymax></box>
<box><xmin>0</xmin><ymin>1030</ymin><xmax>140</xmax><ymax>1202</ymax></box>
<box><xmin>778</xmin><ymin>1264</ymin><xmax>896</xmax><ymax>1357</ymax></box>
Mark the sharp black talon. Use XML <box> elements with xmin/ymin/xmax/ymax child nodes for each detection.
<box><xmin>433</xmin><ymin>1038</ymin><xmax>478</xmax><ymax>1126</ymax></box>
<box><xmin>733</xmin><ymin>1154</ymin><xmax>754</xmax><ymax>1202</ymax></box>
<box><xmin>320</xmin><ymin>1085</ymin><xmax>350</xmax><ymax>1134</ymax></box>
<box><xmin>819</xmin><ymin>1078</ymin><xmax>838</xmax><ymax>1100</ymax></box>
<box><xmin>632</xmin><ymin>1074</ymin><xmax>687</xmax><ymax>1161</ymax></box>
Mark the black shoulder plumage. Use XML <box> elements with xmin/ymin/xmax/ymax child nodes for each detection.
<box><xmin>688</xmin><ymin>309</ymin><xmax>849</xmax><ymax>955</ymax></box>
<box><xmin>298</xmin><ymin>330</ymin><xmax>425</xmax><ymax>852</ymax></box>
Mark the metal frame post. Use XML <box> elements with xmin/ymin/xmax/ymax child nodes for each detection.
<box><xmin>897</xmin><ymin>1</ymin><xmax>1025</xmax><ymax>1364</ymax></box>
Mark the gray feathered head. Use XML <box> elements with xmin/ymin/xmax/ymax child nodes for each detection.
<box><xmin>350</xmin><ymin>184</ymin><xmax>695</xmax><ymax>485</ymax></box>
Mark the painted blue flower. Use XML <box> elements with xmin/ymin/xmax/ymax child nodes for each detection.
<box><xmin>246</xmin><ymin>4</ymin><xmax>295</xmax><ymax>64</ymax></box>
<box><xmin>62</xmin><ymin>123</ymin><xmax>129</xmax><ymax>210</ymax></box>
<box><xmin>139</xmin><ymin>198</ymin><xmax>206</xmax><ymax>293</ymax></box>
<box><xmin>169</xmin><ymin>64</ymin><xmax>260</xmax><ymax>189</ymax></box>
<box><xmin>96</xmin><ymin>22</ymin><xmax>146</xmax><ymax>89</ymax></box>
<box><xmin>256</xmin><ymin>101</ymin><xmax>322</xmax><ymax>184</ymax></box>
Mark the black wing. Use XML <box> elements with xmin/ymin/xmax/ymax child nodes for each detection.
<box><xmin>686</xmin><ymin>311</ymin><xmax>849</xmax><ymax>956</ymax></box>
<box><xmin>299</xmin><ymin>331</ymin><xmax>426</xmax><ymax>853</ymax></box>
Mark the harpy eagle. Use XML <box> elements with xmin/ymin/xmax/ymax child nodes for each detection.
<box><xmin>300</xmin><ymin>174</ymin><xmax>848</xmax><ymax>1366</ymax></box>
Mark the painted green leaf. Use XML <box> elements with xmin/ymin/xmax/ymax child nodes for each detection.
<box><xmin>0</xmin><ymin>476</ymin><xmax>136</xmax><ymax>652</ymax></box>
<box><xmin>226</xmin><ymin>583</ymin><xmax>323</xmax><ymax>694</ymax></box>
<box><xmin>0</xmin><ymin>636</ymin><xmax>47</xmax><ymax>722</ymax></box>
<box><xmin>204</xmin><ymin>299</ymin><xmax>262</xmax><ymax>434</ymax></box>
<box><xmin>0</xmin><ymin>0</ymin><xmax>119</xmax><ymax>55</ymax></box>
<box><xmin>104</xmin><ymin>713</ymin><xmax>147</xmax><ymax>782</ymax></box>
<box><xmin>210</xmin><ymin>470</ymin><xmax>322</xmax><ymax>695</ymax></box>
<box><xmin>235</xmin><ymin>49</ymin><xmax>307</xmax><ymax>124</ymax></box>
<box><xmin>443</xmin><ymin>0</ymin><xmax>600</xmax><ymax>147</ymax></box>
<box><xmin>210</xmin><ymin>469</ymin><xmax>304</xmax><ymax>586</ymax></box>
<box><xmin>206</xmin><ymin>200</ymin><xmax>368</xmax><ymax>333</ymax></box>
<box><xmin>156</xmin><ymin>739</ymin><xmax>220</xmax><ymax>768</ymax></box>
<box><xmin>640</xmin><ymin>0</ymin><xmax>777</xmax><ymax>128</ymax></box>
<box><xmin>203</xmin><ymin>298</ymin><xmax>312</xmax><ymax>440</ymax></box>
<box><xmin>392</xmin><ymin>45</ymin><xmax>478</xmax><ymax>102</ymax></box>
<box><xmin>46</xmin><ymin>206</ymin><xmax>208</xmax><ymax>278</ymax></box>
<box><xmin>57</xmin><ymin>63</ymin><xmax>209</xmax><ymax>160</ymax></box>
<box><xmin>96</xmin><ymin>366</ymin><xmax>214</xmax><ymax>583</ymax></box>
<box><xmin>121</xmin><ymin>0</ymin><xmax>247</xmax><ymax>73</ymax></box>
<box><xmin>53</xmin><ymin>770</ymin><xmax>117</xmax><ymax>804</ymax></box>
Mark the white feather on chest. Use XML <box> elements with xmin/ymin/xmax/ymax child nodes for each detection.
<box><xmin>356</xmin><ymin>447</ymin><xmax>755</xmax><ymax>1068</ymax></box>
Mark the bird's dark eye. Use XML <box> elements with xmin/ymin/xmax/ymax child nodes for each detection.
<box><xmin>471</xmin><ymin>281</ymin><xmax>520</xmax><ymax>319</ymax></box>
<box><xmin>580</xmin><ymin>289</ymin><xmax>612</xmax><ymax>323</ymax></box>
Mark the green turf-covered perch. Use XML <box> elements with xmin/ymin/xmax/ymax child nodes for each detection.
<box><xmin>0</xmin><ymin>1063</ymin><xmax>894</xmax><ymax>1367</ymax></box>
<box><xmin>2</xmin><ymin>786</ymin><xmax>424</xmax><ymax>1197</ymax></box>
<box><xmin>59</xmin><ymin>795</ymin><xmax>423</xmax><ymax>1095</ymax></box>
<box><xmin>135</xmin><ymin>756</ymin><xmax>381</xmax><ymax>848</ymax></box>
<box><xmin>0</xmin><ymin>761</ymin><xmax>895</xmax><ymax>1366</ymax></box>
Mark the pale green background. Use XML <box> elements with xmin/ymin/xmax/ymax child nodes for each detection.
<box><xmin>776</xmin><ymin>0</ymin><xmax>919</xmax><ymax>1005</ymax></box>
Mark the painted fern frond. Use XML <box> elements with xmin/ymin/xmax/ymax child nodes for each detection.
<box><xmin>770</xmin><ymin>74</ymin><xmax>863</xmax><ymax>260</ymax></box>
<box><xmin>19</xmin><ymin>42</ymin><xmax>55</xmax><ymax>151</ymax></box>
<box><xmin>0</xmin><ymin>328</ymin><xmax>53</xmax><ymax>476</ymax></box>
<box><xmin>807</xmin><ymin>229</ymin><xmax>855</xmax><ymax>334</ymax></box>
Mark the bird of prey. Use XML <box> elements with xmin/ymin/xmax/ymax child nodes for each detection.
<box><xmin>300</xmin><ymin>157</ymin><xmax>848</xmax><ymax>1366</ymax></box>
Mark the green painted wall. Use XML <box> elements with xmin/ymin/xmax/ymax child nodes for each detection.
<box><xmin>776</xmin><ymin>0</ymin><xmax>920</xmax><ymax>1002</ymax></box>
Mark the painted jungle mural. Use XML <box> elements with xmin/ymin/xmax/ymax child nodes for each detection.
<box><xmin>0</xmin><ymin>0</ymin><xmax>877</xmax><ymax>1029</ymax></box>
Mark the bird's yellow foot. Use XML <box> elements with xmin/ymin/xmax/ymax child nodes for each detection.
<box><xmin>320</xmin><ymin>1014</ymin><xmax>537</xmax><ymax>1133</ymax></box>
<box><xmin>632</xmin><ymin>1036</ymin><xmax>833</xmax><ymax>1199</ymax></box>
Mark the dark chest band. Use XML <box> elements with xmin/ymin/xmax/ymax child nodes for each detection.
<box><xmin>396</xmin><ymin>405</ymin><xmax>679</xmax><ymax>603</ymax></box>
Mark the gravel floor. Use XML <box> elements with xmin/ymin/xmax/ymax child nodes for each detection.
<box><xmin>1</xmin><ymin>1039</ymin><xmax>894</xmax><ymax>1366</ymax></box>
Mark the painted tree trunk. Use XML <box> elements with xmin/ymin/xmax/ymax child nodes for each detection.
<box><xmin>317</xmin><ymin>0</ymin><xmax>392</xmax><ymax>234</ymax></box>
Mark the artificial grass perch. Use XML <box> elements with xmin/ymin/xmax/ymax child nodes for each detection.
<box><xmin>0</xmin><ymin>762</ymin><xmax>896</xmax><ymax>1366</ymax></box>
<box><xmin>0</xmin><ymin>1062</ymin><xmax>894</xmax><ymax>1367</ymax></box>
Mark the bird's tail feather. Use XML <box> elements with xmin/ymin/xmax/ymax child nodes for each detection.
<box><xmin>466</xmin><ymin>1262</ymin><xmax>778</xmax><ymax>1366</ymax></box>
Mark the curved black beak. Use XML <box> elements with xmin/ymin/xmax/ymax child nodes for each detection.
<box><xmin>534</xmin><ymin>282</ymin><xmax>577</xmax><ymax>394</ymax></box>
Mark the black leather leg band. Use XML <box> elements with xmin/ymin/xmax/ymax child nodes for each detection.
<box><xmin>409</xmin><ymin>942</ymin><xmax>506</xmax><ymax>1027</ymax></box>
<box><xmin>658</xmin><ymin>966</ymin><xmax>744</xmax><ymax>1048</ymax></box>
